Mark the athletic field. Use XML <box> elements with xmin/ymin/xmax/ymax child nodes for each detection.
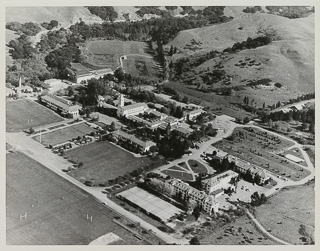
<box><xmin>6</xmin><ymin>152</ymin><xmax>147</xmax><ymax>245</ymax></box>
<box><xmin>33</xmin><ymin>123</ymin><xmax>96</xmax><ymax>146</ymax></box>
<box><xmin>6</xmin><ymin>99</ymin><xmax>63</xmax><ymax>132</ymax></box>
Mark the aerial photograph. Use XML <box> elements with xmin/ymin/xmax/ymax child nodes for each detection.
<box><xmin>5</xmin><ymin>5</ymin><xmax>315</xmax><ymax>245</ymax></box>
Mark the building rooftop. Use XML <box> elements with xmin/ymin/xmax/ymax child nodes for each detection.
<box><xmin>121</xmin><ymin>103</ymin><xmax>148</xmax><ymax>111</ymax></box>
<box><xmin>41</xmin><ymin>95</ymin><xmax>80</xmax><ymax>112</ymax></box>
<box><xmin>174</xmin><ymin>127</ymin><xmax>193</xmax><ymax>135</ymax></box>
<box><xmin>112</xmin><ymin>130</ymin><xmax>156</xmax><ymax>149</ymax></box>
<box><xmin>94</xmin><ymin>68</ymin><xmax>113</xmax><ymax>75</ymax></box>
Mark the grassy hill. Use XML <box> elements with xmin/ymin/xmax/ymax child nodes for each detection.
<box><xmin>166</xmin><ymin>7</ymin><xmax>314</xmax><ymax>114</ymax></box>
<box><xmin>6</xmin><ymin>7</ymin><xmax>102</xmax><ymax>26</ymax></box>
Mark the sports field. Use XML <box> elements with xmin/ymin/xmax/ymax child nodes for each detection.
<box><xmin>255</xmin><ymin>181</ymin><xmax>315</xmax><ymax>244</ymax></box>
<box><xmin>33</xmin><ymin>123</ymin><xmax>96</xmax><ymax>146</ymax></box>
<box><xmin>214</xmin><ymin>127</ymin><xmax>310</xmax><ymax>181</ymax></box>
<box><xmin>122</xmin><ymin>55</ymin><xmax>162</xmax><ymax>79</ymax></box>
<box><xmin>6</xmin><ymin>152</ymin><xmax>144</xmax><ymax>245</ymax></box>
<box><xmin>117</xmin><ymin>186</ymin><xmax>182</xmax><ymax>222</ymax></box>
<box><xmin>6</xmin><ymin>99</ymin><xmax>63</xmax><ymax>132</ymax></box>
<box><xmin>83</xmin><ymin>40</ymin><xmax>151</xmax><ymax>69</ymax></box>
<box><xmin>65</xmin><ymin>141</ymin><xmax>164</xmax><ymax>185</ymax></box>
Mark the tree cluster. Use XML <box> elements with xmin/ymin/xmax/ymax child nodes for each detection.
<box><xmin>242</xmin><ymin>6</ymin><xmax>262</xmax><ymax>13</ymax></box>
<box><xmin>86</xmin><ymin>6</ymin><xmax>118</xmax><ymax>21</ymax></box>
<box><xmin>6</xmin><ymin>21</ymin><xmax>41</xmax><ymax>36</ymax></box>
<box><xmin>40</xmin><ymin>20</ymin><xmax>59</xmax><ymax>30</ymax></box>
<box><xmin>223</xmin><ymin>36</ymin><xmax>271</xmax><ymax>53</ymax></box>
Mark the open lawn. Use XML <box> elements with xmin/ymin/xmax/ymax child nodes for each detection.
<box><xmin>160</xmin><ymin>169</ymin><xmax>194</xmax><ymax>181</ymax></box>
<box><xmin>6</xmin><ymin>99</ymin><xmax>63</xmax><ymax>132</ymax></box>
<box><xmin>303</xmin><ymin>146</ymin><xmax>315</xmax><ymax>166</ymax></box>
<box><xmin>65</xmin><ymin>141</ymin><xmax>164</xmax><ymax>185</ymax></box>
<box><xmin>33</xmin><ymin>123</ymin><xmax>96</xmax><ymax>146</ymax></box>
<box><xmin>83</xmin><ymin>40</ymin><xmax>152</xmax><ymax>70</ymax></box>
<box><xmin>200</xmin><ymin>215</ymin><xmax>277</xmax><ymax>245</ymax></box>
<box><xmin>255</xmin><ymin>181</ymin><xmax>315</xmax><ymax>244</ymax></box>
<box><xmin>6</xmin><ymin>152</ymin><xmax>145</xmax><ymax>245</ymax></box>
<box><xmin>214</xmin><ymin>127</ymin><xmax>310</xmax><ymax>181</ymax></box>
<box><xmin>188</xmin><ymin>159</ymin><xmax>208</xmax><ymax>174</ymax></box>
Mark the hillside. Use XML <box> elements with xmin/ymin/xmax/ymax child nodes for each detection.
<box><xmin>166</xmin><ymin>7</ymin><xmax>314</xmax><ymax>109</ymax></box>
<box><xmin>6</xmin><ymin>7</ymin><xmax>102</xmax><ymax>26</ymax></box>
<box><xmin>6</xmin><ymin>29</ymin><xmax>19</xmax><ymax>66</ymax></box>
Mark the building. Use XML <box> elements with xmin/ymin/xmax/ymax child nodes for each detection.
<box><xmin>117</xmin><ymin>103</ymin><xmax>149</xmax><ymax>117</ymax></box>
<box><xmin>112</xmin><ymin>130</ymin><xmax>156</xmax><ymax>153</ymax></box>
<box><xmin>74</xmin><ymin>68</ymin><xmax>114</xmax><ymax>84</ymax></box>
<box><xmin>184</xmin><ymin>109</ymin><xmax>204</xmax><ymax>121</ymax></box>
<box><xmin>40</xmin><ymin>95</ymin><xmax>81</xmax><ymax>118</ymax></box>
<box><xmin>159</xmin><ymin>178</ymin><xmax>220</xmax><ymax>215</ymax></box>
<box><xmin>201</xmin><ymin>170</ymin><xmax>239</xmax><ymax>196</ymax></box>
<box><xmin>6</xmin><ymin>87</ymin><xmax>15</xmax><ymax>97</ymax></box>
<box><xmin>227</xmin><ymin>155</ymin><xmax>270</xmax><ymax>185</ymax></box>
<box><xmin>284</xmin><ymin>154</ymin><xmax>304</xmax><ymax>164</ymax></box>
<box><xmin>173</xmin><ymin>127</ymin><xmax>193</xmax><ymax>138</ymax></box>
<box><xmin>127</xmin><ymin>115</ymin><xmax>163</xmax><ymax>130</ymax></box>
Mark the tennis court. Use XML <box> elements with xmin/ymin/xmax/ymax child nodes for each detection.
<box><xmin>117</xmin><ymin>187</ymin><xmax>182</xmax><ymax>222</ymax></box>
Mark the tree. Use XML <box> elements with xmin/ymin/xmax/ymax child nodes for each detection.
<box><xmin>192</xmin><ymin>205</ymin><xmax>201</xmax><ymax>220</ymax></box>
<box><xmin>110</xmin><ymin>121</ymin><xmax>116</xmax><ymax>131</ymax></box>
<box><xmin>182</xmin><ymin>96</ymin><xmax>189</xmax><ymax>104</ymax></box>
<box><xmin>189</xmin><ymin>236</ymin><xmax>200</xmax><ymax>245</ymax></box>
<box><xmin>243</xmin><ymin>117</ymin><xmax>250</xmax><ymax>124</ymax></box>
<box><xmin>78</xmin><ymin>162</ymin><xmax>84</xmax><ymax>168</ymax></box>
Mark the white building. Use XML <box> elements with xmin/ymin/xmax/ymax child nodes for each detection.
<box><xmin>201</xmin><ymin>170</ymin><xmax>239</xmax><ymax>196</ymax></box>
<box><xmin>40</xmin><ymin>95</ymin><xmax>81</xmax><ymax>118</ymax></box>
<box><xmin>117</xmin><ymin>103</ymin><xmax>149</xmax><ymax>117</ymax></box>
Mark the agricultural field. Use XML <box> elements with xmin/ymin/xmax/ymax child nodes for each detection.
<box><xmin>33</xmin><ymin>123</ymin><xmax>96</xmax><ymax>147</ymax></box>
<box><xmin>200</xmin><ymin>215</ymin><xmax>277</xmax><ymax>245</ymax></box>
<box><xmin>65</xmin><ymin>141</ymin><xmax>164</xmax><ymax>185</ymax></box>
<box><xmin>213</xmin><ymin>127</ymin><xmax>311</xmax><ymax>181</ymax></box>
<box><xmin>6</xmin><ymin>99</ymin><xmax>63</xmax><ymax>132</ymax></box>
<box><xmin>82</xmin><ymin>40</ymin><xmax>154</xmax><ymax>70</ymax></box>
<box><xmin>6</xmin><ymin>151</ymin><xmax>146</xmax><ymax>245</ymax></box>
<box><xmin>255</xmin><ymin>181</ymin><xmax>315</xmax><ymax>244</ymax></box>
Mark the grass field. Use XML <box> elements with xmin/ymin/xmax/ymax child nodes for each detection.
<box><xmin>188</xmin><ymin>159</ymin><xmax>208</xmax><ymax>174</ymax></box>
<box><xmin>6</xmin><ymin>151</ymin><xmax>146</xmax><ymax>245</ymax></box>
<box><xmin>33</xmin><ymin>123</ymin><xmax>96</xmax><ymax>146</ymax></box>
<box><xmin>201</xmin><ymin>215</ymin><xmax>277</xmax><ymax>245</ymax></box>
<box><xmin>65</xmin><ymin>141</ymin><xmax>163</xmax><ymax>185</ymax></box>
<box><xmin>160</xmin><ymin>169</ymin><xmax>194</xmax><ymax>181</ymax></box>
<box><xmin>214</xmin><ymin>127</ymin><xmax>310</xmax><ymax>181</ymax></box>
<box><xmin>303</xmin><ymin>146</ymin><xmax>315</xmax><ymax>166</ymax></box>
<box><xmin>255</xmin><ymin>181</ymin><xmax>315</xmax><ymax>244</ymax></box>
<box><xmin>6</xmin><ymin>99</ymin><xmax>63</xmax><ymax>132</ymax></box>
<box><xmin>83</xmin><ymin>40</ymin><xmax>152</xmax><ymax>69</ymax></box>
<box><xmin>122</xmin><ymin>55</ymin><xmax>162</xmax><ymax>79</ymax></box>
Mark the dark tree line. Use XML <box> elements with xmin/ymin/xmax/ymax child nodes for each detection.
<box><xmin>86</xmin><ymin>6</ymin><xmax>118</xmax><ymax>21</ymax></box>
<box><xmin>223</xmin><ymin>36</ymin><xmax>271</xmax><ymax>53</ymax></box>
